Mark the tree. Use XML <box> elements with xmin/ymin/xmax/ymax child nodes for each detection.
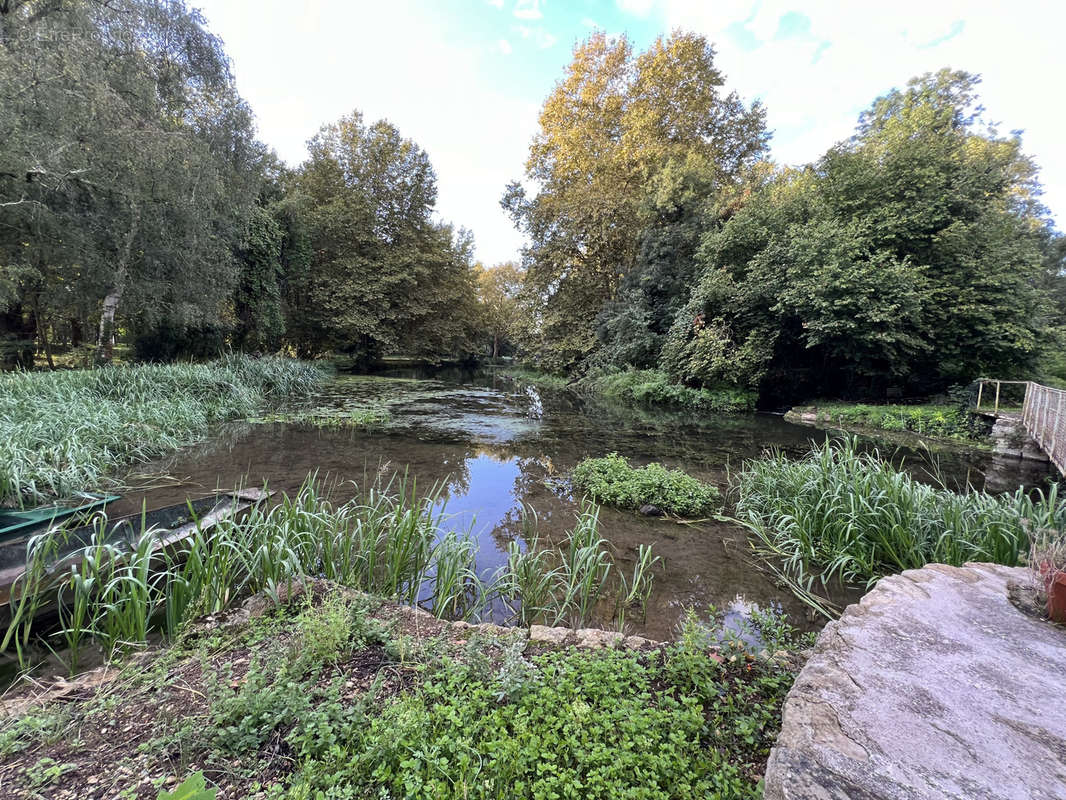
<box><xmin>503</xmin><ymin>31</ymin><xmax>767</xmax><ymax>371</ymax></box>
<box><xmin>476</xmin><ymin>262</ymin><xmax>524</xmax><ymax>358</ymax></box>
<box><xmin>0</xmin><ymin>0</ymin><xmax>262</xmax><ymax>364</ymax></box>
<box><xmin>291</xmin><ymin>112</ymin><xmax>481</xmax><ymax>364</ymax></box>
<box><xmin>663</xmin><ymin>70</ymin><xmax>1058</xmax><ymax>401</ymax></box>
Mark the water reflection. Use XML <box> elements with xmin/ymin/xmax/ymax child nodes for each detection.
<box><xmin>110</xmin><ymin>369</ymin><xmax>1055</xmax><ymax>639</ymax></box>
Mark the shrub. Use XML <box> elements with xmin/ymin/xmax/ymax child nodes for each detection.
<box><xmin>587</xmin><ymin>370</ymin><xmax>756</xmax><ymax>414</ymax></box>
<box><xmin>572</xmin><ymin>453</ymin><xmax>722</xmax><ymax>517</ymax></box>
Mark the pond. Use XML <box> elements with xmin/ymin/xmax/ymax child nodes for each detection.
<box><xmin>105</xmin><ymin>368</ymin><xmax>1054</xmax><ymax>641</ymax></box>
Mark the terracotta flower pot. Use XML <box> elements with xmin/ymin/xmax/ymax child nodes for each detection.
<box><xmin>1049</xmin><ymin>571</ymin><xmax>1066</xmax><ymax>625</ymax></box>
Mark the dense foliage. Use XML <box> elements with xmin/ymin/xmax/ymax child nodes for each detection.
<box><xmin>507</xmin><ymin>42</ymin><xmax>1065</xmax><ymax>404</ymax></box>
<box><xmin>588</xmin><ymin>370</ymin><xmax>756</xmax><ymax>414</ymax></box>
<box><xmin>736</xmin><ymin>437</ymin><xmax>1066</xmax><ymax>590</ymax></box>
<box><xmin>0</xmin><ymin>2</ymin><xmax>490</xmax><ymax>368</ymax></box>
<box><xmin>503</xmin><ymin>31</ymin><xmax>768</xmax><ymax>372</ymax></box>
<box><xmin>0</xmin><ymin>355</ymin><xmax>324</xmax><ymax>504</ymax></box>
<box><xmin>573</xmin><ymin>453</ymin><xmax>722</xmax><ymax>517</ymax></box>
<box><xmin>0</xmin><ymin>0</ymin><xmax>262</xmax><ymax>366</ymax></box>
<box><xmin>0</xmin><ymin>589</ymin><xmax>808</xmax><ymax>799</ymax></box>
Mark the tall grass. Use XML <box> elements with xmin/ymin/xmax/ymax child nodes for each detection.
<box><xmin>3</xmin><ymin>479</ymin><xmax>661</xmax><ymax>672</ymax></box>
<box><xmin>0</xmin><ymin>354</ymin><xmax>325</xmax><ymax>506</ymax></box>
<box><xmin>736</xmin><ymin>436</ymin><xmax>1065</xmax><ymax>597</ymax></box>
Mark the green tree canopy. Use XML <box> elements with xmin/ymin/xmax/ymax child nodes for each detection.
<box><xmin>503</xmin><ymin>31</ymin><xmax>768</xmax><ymax>372</ymax></box>
<box><xmin>662</xmin><ymin>70</ymin><xmax>1058</xmax><ymax>400</ymax></box>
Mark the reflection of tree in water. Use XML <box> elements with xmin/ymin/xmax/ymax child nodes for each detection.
<box><xmin>486</xmin><ymin>454</ymin><xmax>580</xmax><ymax>554</ymax></box>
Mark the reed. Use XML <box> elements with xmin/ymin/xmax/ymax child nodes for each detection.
<box><xmin>736</xmin><ymin>436</ymin><xmax>1066</xmax><ymax>594</ymax></box>
<box><xmin>0</xmin><ymin>354</ymin><xmax>325</xmax><ymax>505</ymax></box>
<box><xmin>3</xmin><ymin>477</ymin><xmax>662</xmax><ymax>671</ymax></box>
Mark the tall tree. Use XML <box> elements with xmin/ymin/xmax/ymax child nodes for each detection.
<box><xmin>0</xmin><ymin>0</ymin><xmax>262</xmax><ymax>363</ymax></box>
<box><xmin>292</xmin><ymin>112</ymin><xmax>480</xmax><ymax>363</ymax></box>
<box><xmin>503</xmin><ymin>31</ymin><xmax>767</xmax><ymax>371</ymax></box>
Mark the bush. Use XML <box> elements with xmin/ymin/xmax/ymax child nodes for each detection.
<box><xmin>572</xmin><ymin>453</ymin><xmax>722</xmax><ymax>517</ymax></box>
<box><xmin>588</xmin><ymin>370</ymin><xmax>756</xmax><ymax>414</ymax></box>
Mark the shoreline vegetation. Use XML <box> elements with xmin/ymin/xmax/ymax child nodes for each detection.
<box><xmin>500</xmin><ymin>367</ymin><xmax>758</xmax><ymax>414</ymax></box>
<box><xmin>0</xmin><ymin>583</ymin><xmax>810</xmax><ymax>799</ymax></box>
<box><xmin>2</xmin><ymin>478</ymin><xmax>660</xmax><ymax>672</ymax></box>
<box><xmin>784</xmin><ymin>403</ymin><xmax>993</xmax><ymax>445</ymax></box>
<box><xmin>0</xmin><ymin>356</ymin><xmax>326</xmax><ymax>506</ymax></box>
<box><xmin>735</xmin><ymin>437</ymin><xmax>1064</xmax><ymax>598</ymax></box>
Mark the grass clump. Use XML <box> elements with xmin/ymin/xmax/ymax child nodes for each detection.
<box><xmin>3</xmin><ymin>477</ymin><xmax>659</xmax><ymax>671</ymax></box>
<box><xmin>791</xmin><ymin>403</ymin><xmax>990</xmax><ymax>443</ymax></box>
<box><xmin>736</xmin><ymin>436</ymin><xmax>1066</xmax><ymax>592</ymax></box>
<box><xmin>573</xmin><ymin>452</ymin><xmax>722</xmax><ymax>517</ymax></box>
<box><xmin>0</xmin><ymin>354</ymin><xmax>326</xmax><ymax>505</ymax></box>
<box><xmin>587</xmin><ymin>370</ymin><xmax>756</xmax><ymax>414</ymax></box>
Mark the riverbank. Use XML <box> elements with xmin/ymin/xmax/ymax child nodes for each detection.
<box><xmin>0</xmin><ymin>580</ymin><xmax>810</xmax><ymax>799</ymax></box>
<box><xmin>0</xmin><ymin>356</ymin><xmax>326</xmax><ymax>505</ymax></box>
<box><xmin>500</xmin><ymin>367</ymin><xmax>757</xmax><ymax>413</ymax></box>
<box><xmin>784</xmin><ymin>402</ymin><xmax>992</xmax><ymax>446</ymax></box>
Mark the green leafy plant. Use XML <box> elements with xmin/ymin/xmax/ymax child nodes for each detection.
<box><xmin>572</xmin><ymin>452</ymin><xmax>722</xmax><ymax>516</ymax></box>
<box><xmin>737</xmin><ymin>436</ymin><xmax>1066</xmax><ymax>595</ymax></box>
<box><xmin>157</xmin><ymin>772</ymin><xmax>217</xmax><ymax>800</ymax></box>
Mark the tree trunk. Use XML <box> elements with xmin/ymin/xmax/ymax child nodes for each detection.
<box><xmin>492</xmin><ymin>332</ymin><xmax>499</xmax><ymax>360</ymax></box>
<box><xmin>37</xmin><ymin>314</ymin><xmax>54</xmax><ymax>369</ymax></box>
<box><xmin>97</xmin><ymin>203</ymin><xmax>140</xmax><ymax>362</ymax></box>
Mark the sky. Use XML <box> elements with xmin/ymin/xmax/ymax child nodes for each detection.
<box><xmin>194</xmin><ymin>0</ymin><xmax>1066</xmax><ymax>267</ymax></box>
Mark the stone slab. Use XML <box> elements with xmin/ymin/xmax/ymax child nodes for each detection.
<box><xmin>765</xmin><ymin>563</ymin><xmax>1066</xmax><ymax>800</ymax></box>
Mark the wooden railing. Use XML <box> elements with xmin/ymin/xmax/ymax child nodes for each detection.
<box><xmin>976</xmin><ymin>379</ymin><xmax>1066</xmax><ymax>475</ymax></box>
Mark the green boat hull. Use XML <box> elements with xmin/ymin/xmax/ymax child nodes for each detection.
<box><xmin>0</xmin><ymin>494</ymin><xmax>120</xmax><ymax>542</ymax></box>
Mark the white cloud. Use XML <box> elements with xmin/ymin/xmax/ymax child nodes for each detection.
<box><xmin>498</xmin><ymin>38</ymin><xmax>513</xmax><ymax>55</ymax></box>
<box><xmin>487</xmin><ymin>0</ymin><xmax>504</xmax><ymax>7</ymax></box>
<box><xmin>513</xmin><ymin>0</ymin><xmax>543</xmax><ymax>21</ymax></box>
<box><xmin>616</xmin><ymin>0</ymin><xmax>655</xmax><ymax>16</ymax></box>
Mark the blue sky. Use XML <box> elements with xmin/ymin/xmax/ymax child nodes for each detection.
<box><xmin>195</xmin><ymin>0</ymin><xmax>1066</xmax><ymax>266</ymax></box>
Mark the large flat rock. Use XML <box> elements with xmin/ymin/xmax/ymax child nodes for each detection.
<box><xmin>765</xmin><ymin>563</ymin><xmax>1066</xmax><ymax>800</ymax></box>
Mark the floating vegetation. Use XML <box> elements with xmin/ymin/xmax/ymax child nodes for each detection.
<box><xmin>572</xmin><ymin>452</ymin><xmax>723</xmax><ymax>517</ymax></box>
<box><xmin>249</xmin><ymin>404</ymin><xmax>391</xmax><ymax>429</ymax></box>
<box><xmin>0</xmin><ymin>355</ymin><xmax>326</xmax><ymax>505</ymax></box>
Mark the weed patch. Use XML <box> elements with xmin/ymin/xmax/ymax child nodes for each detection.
<box><xmin>573</xmin><ymin>452</ymin><xmax>722</xmax><ymax>517</ymax></box>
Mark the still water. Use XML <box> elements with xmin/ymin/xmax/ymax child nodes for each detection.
<box><xmin>109</xmin><ymin>369</ymin><xmax>1054</xmax><ymax>640</ymax></box>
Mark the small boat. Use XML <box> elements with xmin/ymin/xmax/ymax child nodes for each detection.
<box><xmin>0</xmin><ymin>494</ymin><xmax>121</xmax><ymax>543</ymax></box>
<box><xmin>0</xmin><ymin>488</ymin><xmax>272</xmax><ymax>608</ymax></box>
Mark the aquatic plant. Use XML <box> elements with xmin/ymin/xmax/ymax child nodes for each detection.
<box><xmin>736</xmin><ymin>436</ymin><xmax>1066</xmax><ymax>596</ymax></box>
<box><xmin>792</xmin><ymin>402</ymin><xmax>991</xmax><ymax>443</ymax></box>
<box><xmin>572</xmin><ymin>452</ymin><xmax>722</xmax><ymax>517</ymax></box>
<box><xmin>3</xmin><ymin>476</ymin><xmax>660</xmax><ymax>670</ymax></box>
<box><xmin>0</xmin><ymin>355</ymin><xmax>326</xmax><ymax>505</ymax></box>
